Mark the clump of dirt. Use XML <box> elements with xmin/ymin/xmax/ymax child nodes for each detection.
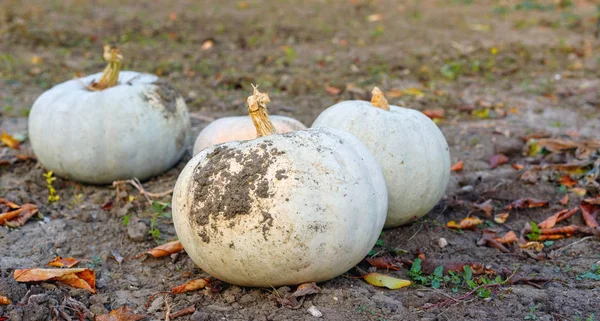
<box><xmin>189</xmin><ymin>143</ymin><xmax>287</xmax><ymax>243</ymax></box>
<box><xmin>152</xmin><ymin>80</ymin><xmax>180</xmax><ymax>114</ymax></box>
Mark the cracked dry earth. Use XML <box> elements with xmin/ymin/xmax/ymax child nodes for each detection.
<box><xmin>2</xmin><ymin>1</ymin><xmax>600</xmax><ymax>320</ymax></box>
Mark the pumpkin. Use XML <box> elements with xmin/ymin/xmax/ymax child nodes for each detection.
<box><xmin>172</xmin><ymin>86</ymin><xmax>387</xmax><ymax>287</ymax></box>
<box><xmin>312</xmin><ymin>87</ymin><xmax>450</xmax><ymax>227</ymax></box>
<box><xmin>28</xmin><ymin>46</ymin><xmax>190</xmax><ymax>184</ymax></box>
<box><xmin>193</xmin><ymin>115</ymin><xmax>306</xmax><ymax>154</ymax></box>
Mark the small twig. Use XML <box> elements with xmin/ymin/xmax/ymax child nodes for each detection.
<box><xmin>549</xmin><ymin>236</ymin><xmax>595</xmax><ymax>257</ymax></box>
<box><xmin>169</xmin><ymin>306</ymin><xmax>196</xmax><ymax>319</ymax></box>
<box><xmin>164</xmin><ymin>295</ymin><xmax>171</xmax><ymax>321</ymax></box>
<box><xmin>112</xmin><ymin>178</ymin><xmax>173</xmax><ymax>204</ymax></box>
<box><xmin>407</xmin><ymin>223</ymin><xmax>423</xmax><ymax>242</ymax></box>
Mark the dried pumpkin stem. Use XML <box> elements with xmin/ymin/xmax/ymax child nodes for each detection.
<box><xmin>247</xmin><ymin>85</ymin><xmax>277</xmax><ymax>137</ymax></box>
<box><xmin>88</xmin><ymin>45</ymin><xmax>122</xmax><ymax>91</ymax></box>
<box><xmin>370</xmin><ymin>87</ymin><xmax>390</xmax><ymax>111</ymax></box>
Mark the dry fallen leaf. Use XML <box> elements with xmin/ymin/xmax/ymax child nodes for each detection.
<box><xmin>450</xmin><ymin>160</ymin><xmax>464</xmax><ymax>172</ymax></box>
<box><xmin>512</xmin><ymin>163</ymin><xmax>525</xmax><ymax>170</ymax></box>
<box><xmin>201</xmin><ymin>40</ymin><xmax>214</xmax><ymax>51</ymax></box>
<box><xmin>1</xmin><ymin>132</ymin><xmax>20</xmax><ymax>150</ymax></box>
<box><xmin>559</xmin><ymin>175</ymin><xmax>577</xmax><ymax>188</ymax></box>
<box><xmin>367</xmin><ymin>13</ymin><xmax>384</xmax><ymax>22</ymax></box>
<box><xmin>171</xmin><ymin>278</ymin><xmax>209</xmax><ymax>294</ymax></box>
<box><xmin>494</xmin><ymin>230</ymin><xmax>518</xmax><ymax>244</ymax></box>
<box><xmin>494</xmin><ymin>212</ymin><xmax>509</xmax><ymax>224</ymax></box>
<box><xmin>503</xmin><ymin>198</ymin><xmax>548</xmax><ymax>211</ymax></box>
<box><xmin>583</xmin><ymin>197</ymin><xmax>600</xmax><ymax>205</ymax></box>
<box><xmin>96</xmin><ymin>306</ymin><xmax>146</xmax><ymax>321</ymax></box>
<box><xmin>0</xmin><ymin>203</ymin><xmax>39</xmax><ymax>227</ymax></box>
<box><xmin>140</xmin><ymin>240</ymin><xmax>184</xmax><ymax>258</ymax></box>
<box><xmin>48</xmin><ymin>256</ymin><xmax>79</xmax><ymax>268</ymax></box>
<box><xmin>0</xmin><ymin>295</ymin><xmax>10</xmax><ymax>305</ymax></box>
<box><xmin>536</xmin><ymin>138</ymin><xmax>580</xmax><ymax>153</ymax></box>
<box><xmin>363</xmin><ymin>273</ymin><xmax>411</xmax><ymax>289</ymax></box>
<box><xmin>14</xmin><ymin>268</ymin><xmax>96</xmax><ymax>293</ymax></box>
<box><xmin>579</xmin><ymin>201</ymin><xmax>599</xmax><ymax>228</ymax></box>
<box><xmin>559</xmin><ymin>194</ymin><xmax>569</xmax><ymax>205</ymax></box>
<box><xmin>571</xmin><ymin>187</ymin><xmax>587</xmax><ymax>197</ymax></box>
<box><xmin>473</xmin><ymin>199</ymin><xmax>494</xmax><ymax>217</ymax></box>
<box><xmin>291</xmin><ymin>282</ymin><xmax>321</xmax><ymax>298</ymax></box>
<box><xmin>366</xmin><ymin>257</ymin><xmax>399</xmax><ymax>270</ymax></box>
<box><xmin>324</xmin><ymin>84</ymin><xmax>341</xmax><ymax>95</ymax></box>
<box><xmin>489</xmin><ymin>154</ymin><xmax>509</xmax><ymax>169</ymax></box>
<box><xmin>518</xmin><ymin>242</ymin><xmax>544</xmax><ymax>251</ymax></box>
<box><xmin>447</xmin><ymin>217</ymin><xmax>484</xmax><ymax>230</ymax></box>
<box><xmin>422</xmin><ymin>108</ymin><xmax>445</xmax><ymax>119</ymax></box>
<box><xmin>520</xmin><ymin>170</ymin><xmax>538</xmax><ymax>184</ymax></box>
<box><xmin>538</xmin><ymin>208</ymin><xmax>578</xmax><ymax>229</ymax></box>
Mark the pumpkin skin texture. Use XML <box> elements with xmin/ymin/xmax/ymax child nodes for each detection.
<box><xmin>172</xmin><ymin>127</ymin><xmax>388</xmax><ymax>287</ymax></box>
<box><xmin>193</xmin><ymin>115</ymin><xmax>306</xmax><ymax>154</ymax></box>
<box><xmin>312</xmin><ymin>98</ymin><xmax>451</xmax><ymax>227</ymax></box>
<box><xmin>28</xmin><ymin>71</ymin><xmax>190</xmax><ymax>184</ymax></box>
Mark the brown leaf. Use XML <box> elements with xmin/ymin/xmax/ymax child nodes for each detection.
<box><xmin>477</xmin><ymin>230</ymin><xmax>509</xmax><ymax>253</ymax></box>
<box><xmin>141</xmin><ymin>241</ymin><xmax>184</xmax><ymax>258</ymax></box>
<box><xmin>536</xmin><ymin>138</ymin><xmax>580</xmax><ymax>153</ymax></box>
<box><xmin>48</xmin><ymin>256</ymin><xmax>79</xmax><ymax>268</ymax></box>
<box><xmin>540</xmin><ymin>225</ymin><xmax>578</xmax><ymax>235</ymax></box>
<box><xmin>0</xmin><ymin>203</ymin><xmax>38</xmax><ymax>227</ymax></box>
<box><xmin>580</xmin><ymin>201</ymin><xmax>599</xmax><ymax>227</ymax></box>
<box><xmin>512</xmin><ymin>163</ymin><xmax>525</xmax><ymax>170</ymax></box>
<box><xmin>169</xmin><ymin>306</ymin><xmax>195</xmax><ymax>319</ymax></box>
<box><xmin>324</xmin><ymin>84</ymin><xmax>341</xmax><ymax>95</ymax></box>
<box><xmin>1</xmin><ymin>131</ymin><xmax>20</xmax><ymax>150</ymax></box>
<box><xmin>0</xmin><ymin>198</ymin><xmax>20</xmax><ymax>210</ymax></box>
<box><xmin>583</xmin><ymin>197</ymin><xmax>600</xmax><ymax>205</ymax></box>
<box><xmin>519</xmin><ymin>242</ymin><xmax>544</xmax><ymax>251</ymax></box>
<box><xmin>503</xmin><ymin>198</ymin><xmax>548</xmax><ymax>211</ymax></box>
<box><xmin>450</xmin><ymin>161</ymin><xmax>464</xmax><ymax>172</ymax></box>
<box><xmin>494</xmin><ymin>230</ymin><xmax>518</xmax><ymax>244</ymax></box>
<box><xmin>0</xmin><ymin>295</ymin><xmax>10</xmax><ymax>305</ymax></box>
<box><xmin>101</xmin><ymin>201</ymin><xmax>113</xmax><ymax>211</ymax></box>
<box><xmin>95</xmin><ymin>306</ymin><xmax>146</xmax><ymax>321</ymax></box>
<box><xmin>571</xmin><ymin>187</ymin><xmax>587</xmax><ymax>197</ymax></box>
<box><xmin>559</xmin><ymin>175</ymin><xmax>577</xmax><ymax>188</ymax></box>
<box><xmin>14</xmin><ymin>268</ymin><xmax>96</xmax><ymax>293</ymax></box>
<box><xmin>559</xmin><ymin>194</ymin><xmax>569</xmax><ymax>205</ymax></box>
<box><xmin>366</xmin><ymin>257</ymin><xmax>399</xmax><ymax>270</ymax></box>
<box><xmin>473</xmin><ymin>199</ymin><xmax>494</xmax><ymax>217</ymax></box>
<box><xmin>489</xmin><ymin>154</ymin><xmax>509</xmax><ymax>169</ymax></box>
<box><xmin>422</xmin><ymin>108</ymin><xmax>445</xmax><ymax>119</ymax></box>
<box><xmin>520</xmin><ymin>170</ymin><xmax>538</xmax><ymax>184</ymax></box>
<box><xmin>291</xmin><ymin>282</ymin><xmax>321</xmax><ymax>298</ymax></box>
<box><xmin>494</xmin><ymin>212</ymin><xmax>509</xmax><ymax>224</ymax></box>
<box><xmin>447</xmin><ymin>217</ymin><xmax>483</xmax><ymax>230</ymax></box>
<box><xmin>538</xmin><ymin>208</ymin><xmax>578</xmax><ymax>229</ymax></box>
<box><xmin>171</xmin><ymin>278</ymin><xmax>209</xmax><ymax>294</ymax></box>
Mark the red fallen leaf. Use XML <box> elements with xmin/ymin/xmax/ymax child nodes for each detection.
<box><xmin>450</xmin><ymin>161</ymin><xmax>464</xmax><ymax>172</ymax></box>
<box><xmin>1</xmin><ymin>131</ymin><xmax>20</xmax><ymax>150</ymax></box>
<box><xmin>503</xmin><ymin>198</ymin><xmax>548</xmax><ymax>211</ymax></box>
<box><xmin>559</xmin><ymin>194</ymin><xmax>569</xmax><ymax>205</ymax></box>
<box><xmin>583</xmin><ymin>197</ymin><xmax>600</xmax><ymax>205</ymax></box>
<box><xmin>538</xmin><ymin>208</ymin><xmax>579</xmax><ymax>229</ymax></box>
<box><xmin>473</xmin><ymin>199</ymin><xmax>494</xmax><ymax>217</ymax></box>
<box><xmin>0</xmin><ymin>204</ymin><xmax>39</xmax><ymax>227</ymax></box>
<box><xmin>48</xmin><ymin>256</ymin><xmax>79</xmax><ymax>268</ymax></box>
<box><xmin>171</xmin><ymin>278</ymin><xmax>209</xmax><ymax>294</ymax></box>
<box><xmin>447</xmin><ymin>217</ymin><xmax>483</xmax><ymax>230</ymax></box>
<box><xmin>366</xmin><ymin>257</ymin><xmax>399</xmax><ymax>270</ymax></box>
<box><xmin>422</xmin><ymin>108</ymin><xmax>445</xmax><ymax>119</ymax></box>
<box><xmin>138</xmin><ymin>240</ymin><xmax>184</xmax><ymax>258</ymax></box>
<box><xmin>494</xmin><ymin>230</ymin><xmax>518</xmax><ymax>244</ymax></box>
<box><xmin>489</xmin><ymin>154</ymin><xmax>509</xmax><ymax>169</ymax></box>
<box><xmin>579</xmin><ymin>201</ymin><xmax>599</xmax><ymax>227</ymax></box>
<box><xmin>14</xmin><ymin>268</ymin><xmax>96</xmax><ymax>293</ymax></box>
<box><xmin>512</xmin><ymin>163</ymin><xmax>524</xmax><ymax>170</ymax></box>
<box><xmin>559</xmin><ymin>175</ymin><xmax>577</xmax><ymax>188</ymax></box>
<box><xmin>324</xmin><ymin>84</ymin><xmax>341</xmax><ymax>95</ymax></box>
<box><xmin>96</xmin><ymin>306</ymin><xmax>146</xmax><ymax>321</ymax></box>
<box><xmin>0</xmin><ymin>295</ymin><xmax>10</xmax><ymax>305</ymax></box>
<box><xmin>101</xmin><ymin>201</ymin><xmax>113</xmax><ymax>211</ymax></box>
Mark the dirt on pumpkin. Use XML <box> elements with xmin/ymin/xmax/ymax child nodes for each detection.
<box><xmin>1</xmin><ymin>1</ymin><xmax>600</xmax><ymax>320</ymax></box>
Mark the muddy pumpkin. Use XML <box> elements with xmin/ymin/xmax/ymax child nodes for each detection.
<box><xmin>193</xmin><ymin>115</ymin><xmax>306</xmax><ymax>154</ymax></box>
<box><xmin>172</xmin><ymin>86</ymin><xmax>387</xmax><ymax>287</ymax></box>
<box><xmin>28</xmin><ymin>46</ymin><xmax>190</xmax><ymax>184</ymax></box>
<box><xmin>312</xmin><ymin>87</ymin><xmax>451</xmax><ymax>227</ymax></box>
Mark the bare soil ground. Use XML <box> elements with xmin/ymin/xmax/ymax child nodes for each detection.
<box><xmin>1</xmin><ymin>1</ymin><xmax>600</xmax><ymax>320</ymax></box>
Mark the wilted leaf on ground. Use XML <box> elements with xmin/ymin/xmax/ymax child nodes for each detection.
<box><xmin>0</xmin><ymin>203</ymin><xmax>39</xmax><ymax>227</ymax></box>
<box><xmin>571</xmin><ymin>187</ymin><xmax>587</xmax><ymax>197</ymax></box>
<box><xmin>0</xmin><ymin>295</ymin><xmax>10</xmax><ymax>305</ymax></box>
<box><xmin>324</xmin><ymin>84</ymin><xmax>341</xmax><ymax>95</ymax></box>
<box><xmin>422</xmin><ymin>108</ymin><xmax>445</xmax><ymax>119</ymax></box>
<box><xmin>494</xmin><ymin>212</ymin><xmax>509</xmax><ymax>224</ymax></box>
<box><xmin>519</xmin><ymin>242</ymin><xmax>544</xmax><ymax>251</ymax></box>
<box><xmin>366</xmin><ymin>257</ymin><xmax>399</xmax><ymax>270</ymax></box>
<box><xmin>0</xmin><ymin>198</ymin><xmax>19</xmax><ymax>209</ymax></box>
<box><xmin>1</xmin><ymin>132</ymin><xmax>20</xmax><ymax>150</ymax></box>
<box><xmin>503</xmin><ymin>198</ymin><xmax>548</xmax><ymax>211</ymax></box>
<box><xmin>538</xmin><ymin>208</ymin><xmax>579</xmax><ymax>229</ymax></box>
<box><xmin>536</xmin><ymin>138</ymin><xmax>580</xmax><ymax>153</ymax></box>
<box><xmin>403</xmin><ymin>88</ymin><xmax>424</xmax><ymax>98</ymax></box>
<box><xmin>171</xmin><ymin>278</ymin><xmax>209</xmax><ymax>294</ymax></box>
<box><xmin>583</xmin><ymin>197</ymin><xmax>600</xmax><ymax>205</ymax></box>
<box><xmin>477</xmin><ymin>230</ymin><xmax>509</xmax><ymax>252</ymax></box>
<box><xmin>559</xmin><ymin>175</ymin><xmax>577</xmax><ymax>188</ymax></box>
<box><xmin>520</xmin><ymin>170</ymin><xmax>538</xmax><ymax>183</ymax></box>
<box><xmin>14</xmin><ymin>268</ymin><xmax>96</xmax><ymax>293</ymax></box>
<box><xmin>450</xmin><ymin>160</ymin><xmax>464</xmax><ymax>171</ymax></box>
<box><xmin>139</xmin><ymin>240</ymin><xmax>184</xmax><ymax>258</ymax></box>
<box><xmin>489</xmin><ymin>154</ymin><xmax>509</xmax><ymax>169</ymax></box>
<box><xmin>95</xmin><ymin>306</ymin><xmax>145</xmax><ymax>321</ymax></box>
<box><xmin>580</xmin><ymin>201</ymin><xmax>599</xmax><ymax>227</ymax></box>
<box><xmin>363</xmin><ymin>273</ymin><xmax>410</xmax><ymax>289</ymax></box>
<box><xmin>447</xmin><ymin>217</ymin><xmax>483</xmax><ymax>230</ymax></box>
<box><xmin>559</xmin><ymin>194</ymin><xmax>569</xmax><ymax>205</ymax></box>
<box><xmin>291</xmin><ymin>282</ymin><xmax>321</xmax><ymax>298</ymax></box>
<box><xmin>48</xmin><ymin>256</ymin><xmax>79</xmax><ymax>268</ymax></box>
<box><xmin>512</xmin><ymin>163</ymin><xmax>524</xmax><ymax>170</ymax></box>
<box><xmin>494</xmin><ymin>230</ymin><xmax>518</xmax><ymax>244</ymax></box>
<box><xmin>473</xmin><ymin>199</ymin><xmax>494</xmax><ymax>217</ymax></box>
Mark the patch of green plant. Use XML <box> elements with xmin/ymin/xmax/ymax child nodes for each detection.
<box><xmin>147</xmin><ymin>201</ymin><xmax>172</xmax><ymax>243</ymax></box>
<box><xmin>44</xmin><ymin>171</ymin><xmax>60</xmax><ymax>203</ymax></box>
<box><xmin>514</xmin><ymin>0</ymin><xmax>555</xmax><ymax>11</ymax></box>
<box><xmin>440</xmin><ymin>61</ymin><xmax>462</xmax><ymax>80</ymax></box>
<box><xmin>524</xmin><ymin>303</ymin><xmax>539</xmax><ymax>320</ymax></box>
<box><xmin>574</xmin><ymin>312</ymin><xmax>596</xmax><ymax>321</ymax></box>
<box><xmin>527</xmin><ymin>221</ymin><xmax>540</xmax><ymax>241</ymax></box>
<box><xmin>122</xmin><ymin>215</ymin><xmax>130</xmax><ymax>226</ymax></box>
<box><xmin>576</xmin><ymin>264</ymin><xmax>600</xmax><ymax>281</ymax></box>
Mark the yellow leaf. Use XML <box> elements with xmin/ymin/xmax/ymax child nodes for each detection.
<box><xmin>490</xmin><ymin>47</ymin><xmax>498</xmax><ymax>55</ymax></box>
<box><xmin>1</xmin><ymin>131</ymin><xmax>20</xmax><ymax>150</ymax></box>
<box><xmin>363</xmin><ymin>273</ymin><xmax>411</xmax><ymax>289</ymax></box>
<box><xmin>472</xmin><ymin>108</ymin><xmax>490</xmax><ymax>119</ymax></box>
<box><xmin>403</xmin><ymin>88</ymin><xmax>424</xmax><ymax>98</ymax></box>
<box><xmin>571</xmin><ymin>187</ymin><xmax>587</xmax><ymax>197</ymax></box>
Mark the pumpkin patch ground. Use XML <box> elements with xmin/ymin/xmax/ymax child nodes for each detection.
<box><xmin>1</xmin><ymin>1</ymin><xmax>600</xmax><ymax>320</ymax></box>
